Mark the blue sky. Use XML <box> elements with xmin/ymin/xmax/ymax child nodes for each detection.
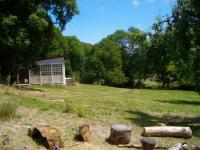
<box><xmin>62</xmin><ymin>0</ymin><xmax>174</xmax><ymax>44</ymax></box>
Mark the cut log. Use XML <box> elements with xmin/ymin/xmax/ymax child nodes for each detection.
<box><xmin>118</xmin><ymin>144</ymin><xmax>167</xmax><ymax>149</ymax></box>
<box><xmin>118</xmin><ymin>144</ymin><xmax>141</xmax><ymax>149</ymax></box>
<box><xmin>143</xmin><ymin>126</ymin><xmax>192</xmax><ymax>138</ymax></box>
<box><xmin>28</xmin><ymin>126</ymin><xmax>63</xmax><ymax>150</ymax></box>
<box><xmin>79</xmin><ymin>124</ymin><xmax>90</xmax><ymax>142</ymax></box>
<box><xmin>141</xmin><ymin>138</ymin><xmax>156</xmax><ymax>150</ymax></box>
<box><xmin>109</xmin><ymin>124</ymin><xmax>132</xmax><ymax>145</ymax></box>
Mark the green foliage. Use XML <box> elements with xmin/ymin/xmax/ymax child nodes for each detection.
<box><xmin>65</xmin><ymin>36</ymin><xmax>84</xmax><ymax>73</ymax></box>
<box><xmin>0</xmin><ymin>0</ymin><xmax>199</xmax><ymax>93</ymax></box>
<box><xmin>145</xmin><ymin>0</ymin><xmax>200</xmax><ymax>91</ymax></box>
<box><xmin>107</xmin><ymin>27</ymin><xmax>148</xmax><ymax>87</ymax></box>
<box><xmin>82</xmin><ymin>39</ymin><xmax>126</xmax><ymax>86</ymax></box>
<box><xmin>0</xmin><ymin>102</ymin><xmax>17</xmax><ymax>120</ymax></box>
<box><xmin>63</xmin><ymin>103</ymin><xmax>73</xmax><ymax>113</ymax></box>
<box><xmin>172</xmin><ymin>0</ymin><xmax>200</xmax><ymax>91</ymax></box>
<box><xmin>77</xmin><ymin>105</ymin><xmax>86</xmax><ymax>117</ymax></box>
<box><xmin>28</xmin><ymin>10</ymin><xmax>49</xmax><ymax>32</ymax></box>
<box><xmin>0</xmin><ymin>0</ymin><xmax>78</xmax><ymax>80</ymax></box>
<box><xmin>105</xmin><ymin>68</ymin><xmax>127</xmax><ymax>86</ymax></box>
<box><xmin>48</xmin><ymin>27</ymin><xmax>68</xmax><ymax>58</ymax></box>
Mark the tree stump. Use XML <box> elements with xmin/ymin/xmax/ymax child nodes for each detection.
<box><xmin>79</xmin><ymin>124</ymin><xmax>90</xmax><ymax>142</ymax></box>
<box><xmin>109</xmin><ymin>124</ymin><xmax>132</xmax><ymax>145</ymax></box>
<box><xmin>141</xmin><ymin>137</ymin><xmax>156</xmax><ymax>150</ymax></box>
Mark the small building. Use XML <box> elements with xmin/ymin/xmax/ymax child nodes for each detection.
<box><xmin>29</xmin><ymin>57</ymin><xmax>66</xmax><ymax>85</ymax></box>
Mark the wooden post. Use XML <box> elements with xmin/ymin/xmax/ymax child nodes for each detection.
<box><xmin>62</xmin><ymin>63</ymin><xmax>66</xmax><ymax>86</ymax></box>
<box><xmin>51</xmin><ymin>64</ymin><xmax>53</xmax><ymax>85</ymax></box>
<box><xmin>109</xmin><ymin>124</ymin><xmax>132</xmax><ymax>145</ymax></box>
<box><xmin>40</xmin><ymin>65</ymin><xmax>42</xmax><ymax>85</ymax></box>
<box><xmin>141</xmin><ymin>138</ymin><xmax>156</xmax><ymax>150</ymax></box>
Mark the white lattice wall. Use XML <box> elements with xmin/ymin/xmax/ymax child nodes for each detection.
<box><xmin>29</xmin><ymin>57</ymin><xmax>66</xmax><ymax>85</ymax></box>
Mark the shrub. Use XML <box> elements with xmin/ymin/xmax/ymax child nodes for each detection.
<box><xmin>63</xmin><ymin>103</ymin><xmax>73</xmax><ymax>113</ymax></box>
<box><xmin>105</xmin><ymin>68</ymin><xmax>127</xmax><ymax>86</ymax></box>
<box><xmin>135</xmin><ymin>80</ymin><xmax>145</xmax><ymax>88</ymax></box>
<box><xmin>77</xmin><ymin>105</ymin><xmax>86</xmax><ymax>117</ymax></box>
<box><xmin>0</xmin><ymin>102</ymin><xmax>17</xmax><ymax>120</ymax></box>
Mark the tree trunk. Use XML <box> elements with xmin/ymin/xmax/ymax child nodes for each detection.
<box><xmin>143</xmin><ymin>126</ymin><xmax>192</xmax><ymax>138</ymax></box>
<box><xmin>109</xmin><ymin>124</ymin><xmax>132</xmax><ymax>145</ymax></box>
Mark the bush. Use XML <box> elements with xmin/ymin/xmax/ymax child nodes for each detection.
<box><xmin>0</xmin><ymin>102</ymin><xmax>17</xmax><ymax>120</ymax></box>
<box><xmin>105</xmin><ymin>68</ymin><xmax>127</xmax><ymax>86</ymax></box>
<box><xmin>135</xmin><ymin>80</ymin><xmax>145</xmax><ymax>88</ymax></box>
<box><xmin>77</xmin><ymin>105</ymin><xmax>86</xmax><ymax>117</ymax></box>
<box><xmin>63</xmin><ymin>103</ymin><xmax>73</xmax><ymax>113</ymax></box>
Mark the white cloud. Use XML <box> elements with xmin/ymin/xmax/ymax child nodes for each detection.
<box><xmin>132</xmin><ymin>0</ymin><xmax>140</xmax><ymax>6</ymax></box>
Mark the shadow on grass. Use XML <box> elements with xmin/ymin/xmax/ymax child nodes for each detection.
<box><xmin>155</xmin><ymin>100</ymin><xmax>200</xmax><ymax>106</ymax></box>
<box><xmin>14</xmin><ymin>85</ymin><xmax>44</xmax><ymax>92</ymax></box>
<box><xmin>126</xmin><ymin>110</ymin><xmax>200</xmax><ymax>137</ymax></box>
<box><xmin>28</xmin><ymin>129</ymin><xmax>49</xmax><ymax>149</ymax></box>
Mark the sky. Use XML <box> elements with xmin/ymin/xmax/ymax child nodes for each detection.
<box><xmin>62</xmin><ymin>0</ymin><xmax>175</xmax><ymax>44</ymax></box>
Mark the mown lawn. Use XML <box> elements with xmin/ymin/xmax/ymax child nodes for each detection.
<box><xmin>0</xmin><ymin>84</ymin><xmax>200</xmax><ymax>149</ymax></box>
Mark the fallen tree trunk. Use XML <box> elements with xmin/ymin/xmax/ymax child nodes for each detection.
<box><xmin>143</xmin><ymin>126</ymin><xmax>192</xmax><ymax>138</ymax></box>
<box><xmin>118</xmin><ymin>144</ymin><xmax>167</xmax><ymax>149</ymax></box>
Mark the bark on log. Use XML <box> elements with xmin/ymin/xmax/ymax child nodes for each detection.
<box><xmin>28</xmin><ymin>126</ymin><xmax>63</xmax><ymax>150</ymax></box>
<box><xmin>79</xmin><ymin>124</ymin><xmax>90</xmax><ymax>142</ymax></box>
<box><xmin>109</xmin><ymin>124</ymin><xmax>132</xmax><ymax>145</ymax></box>
<box><xmin>141</xmin><ymin>138</ymin><xmax>156</xmax><ymax>150</ymax></box>
<box><xmin>118</xmin><ymin>144</ymin><xmax>167</xmax><ymax>149</ymax></box>
<box><xmin>143</xmin><ymin>126</ymin><xmax>192</xmax><ymax>138</ymax></box>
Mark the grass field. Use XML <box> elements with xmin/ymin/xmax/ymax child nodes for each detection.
<box><xmin>0</xmin><ymin>84</ymin><xmax>200</xmax><ymax>149</ymax></box>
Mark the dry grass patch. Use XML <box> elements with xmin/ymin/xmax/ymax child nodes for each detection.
<box><xmin>0</xmin><ymin>102</ymin><xmax>17</xmax><ymax>120</ymax></box>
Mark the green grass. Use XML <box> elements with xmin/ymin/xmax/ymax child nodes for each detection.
<box><xmin>0</xmin><ymin>84</ymin><xmax>200</xmax><ymax>145</ymax></box>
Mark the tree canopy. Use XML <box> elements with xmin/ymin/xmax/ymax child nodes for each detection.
<box><xmin>0</xmin><ymin>0</ymin><xmax>78</xmax><ymax>80</ymax></box>
<box><xmin>0</xmin><ymin>0</ymin><xmax>199</xmax><ymax>93</ymax></box>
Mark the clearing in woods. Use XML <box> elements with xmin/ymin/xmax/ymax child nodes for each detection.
<box><xmin>0</xmin><ymin>84</ymin><xmax>200</xmax><ymax>149</ymax></box>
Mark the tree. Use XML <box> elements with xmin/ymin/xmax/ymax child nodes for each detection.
<box><xmin>82</xmin><ymin>39</ymin><xmax>126</xmax><ymax>86</ymax></box>
<box><xmin>107</xmin><ymin>27</ymin><xmax>148</xmax><ymax>87</ymax></box>
<box><xmin>65</xmin><ymin>36</ymin><xmax>84</xmax><ymax>80</ymax></box>
<box><xmin>0</xmin><ymin>0</ymin><xmax>78</xmax><ymax>82</ymax></box>
<box><xmin>172</xmin><ymin>0</ymin><xmax>200</xmax><ymax>91</ymax></box>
